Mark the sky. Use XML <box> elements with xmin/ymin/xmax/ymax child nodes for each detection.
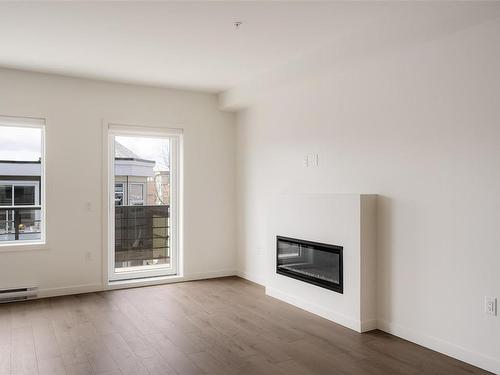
<box><xmin>116</xmin><ymin>135</ymin><xmax>170</xmax><ymax>171</ymax></box>
<box><xmin>0</xmin><ymin>126</ymin><xmax>41</xmax><ymax>161</ymax></box>
<box><xmin>0</xmin><ymin>127</ymin><xmax>169</xmax><ymax>171</ymax></box>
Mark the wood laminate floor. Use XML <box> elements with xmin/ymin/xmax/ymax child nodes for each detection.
<box><xmin>0</xmin><ymin>277</ymin><xmax>491</xmax><ymax>375</ymax></box>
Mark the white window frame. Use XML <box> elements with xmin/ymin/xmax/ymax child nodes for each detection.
<box><xmin>0</xmin><ymin>116</ymin><xmax>46</xmax><ymax>249</ymax></box>
<box><xmin>105</xmin><ymin>123</ymin><xmax>181</xmax><ymax>282</ymax></box>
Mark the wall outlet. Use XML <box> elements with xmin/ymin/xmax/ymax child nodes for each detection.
<box><xmin>485</xmin><ymin>296</ymin><xmax>497</xmax><ymax>316</ymax></box>
<box><xmin>311</xmin><ymin>153</ymin><xmax>319</xmax><ymax>167</ymax></box>
<box><xmin>303</xmin><ymin>154</ymin><xmax>319</xmax><ymax>168</ymax></box>
<box><xmin>86</xmin><ymin>201</ymin><xmax>93</xmax><ymax>212</ymax></box>
<box><xmin>85</xmin><ymin>251</ymin><xmax>92</xmax><ymax>261</ymax></box>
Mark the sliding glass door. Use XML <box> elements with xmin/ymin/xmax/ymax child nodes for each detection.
<box><xmin>108</xmin><ymin>125</ymin><xmax>180</xmax><ymax>281</ymax></box>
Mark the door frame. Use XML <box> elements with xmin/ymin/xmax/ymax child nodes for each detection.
<box><xmin>102</xmin><ymin>121</ymin><xmax>182</xmax><ymax>283</ymax></box>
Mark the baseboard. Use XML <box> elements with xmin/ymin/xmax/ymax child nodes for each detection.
<box><xmin>236</xmin><ymin>270</ymin><xmax>266</xmax><ymax>286</ymax></box>
<box><xmin>183</xmin><ymin>269</ymin><xmax>237</xmax><ymax>281</ymax></box>
<box><xmin>377</xmin><ymin>320</ymin><xmax>500</xmax><ymax>374</ymax></box>
<box><xmin>38</xmin><ymin>283</ymin><xmax>103</xmax><ymax>298</ymax></box>
<box><xmin>266</xmin><ymin>286</ymin><xmax>364</xmax><ymax>333</ymax></box>
<box><xmin>106</xmin><ymin>269</ymin><xmax>237</xmax><ymax>290</ymax></box>
<box><xmin>360</xmin><ymin>318</ymin><xmax>378</xmax><ymax>332</ymax></box>
<box><xmin>37</xmin><ymin>269</ymin><xmax>237</xmax><ymax>298</ymax></box>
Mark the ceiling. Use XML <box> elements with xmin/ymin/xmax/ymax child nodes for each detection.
<box><xmin>0</xmin><ymin>1</ymin><xmax>498</xmax><ymax>93</ymax></box>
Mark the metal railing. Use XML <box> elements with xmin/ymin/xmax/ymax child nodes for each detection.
<box><xmin>114</xmin><ymin>205</ymin><xmax>170</xmax><ymax>268</ymax></box>
<box><xmin>0</xmin><ymin>206</ymin><xmax>42</xmax><ymax>241</ymax></box>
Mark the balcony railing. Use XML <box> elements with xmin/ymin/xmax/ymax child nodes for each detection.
<box><xmin>0</xmin><ymin>206</ymin><xmax>42</xmax><ymax>242</ymax></box>
<box><xmin>115</xmin><ymin>205</ymin><xmax>170</xmax><ymax>269</ymax></box>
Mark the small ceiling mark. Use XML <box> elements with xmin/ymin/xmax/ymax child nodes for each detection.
<box><xmin>234</xmin><ymin>21</ymin><xmax>242</xmax><ymax>30</ymax></box>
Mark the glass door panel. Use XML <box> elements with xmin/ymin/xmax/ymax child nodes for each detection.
<box><xmin>109</xmin><ymin>130</ymin><xmax>179</xmax><ymax>281</ymax></box>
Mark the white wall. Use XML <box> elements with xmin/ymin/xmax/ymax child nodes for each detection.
<box><xmin>267</xmin><ymin>194</ymin><xmax>377</xmax><ymax>333</ymax></box>
<box><xmin>0</xmin><ymin>68</ymin><xmax>236</xmax><ymax>294</ymax></box>
<box><xmin>231</xmin><ymin>19</ymin><xmax>500</xmax><ymax>373</ymax></box>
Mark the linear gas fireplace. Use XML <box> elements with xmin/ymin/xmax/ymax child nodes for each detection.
<box><xmin>276</xmin><ymin>236</ymin><xmax>343</xmax><ymax>293</ymax></box>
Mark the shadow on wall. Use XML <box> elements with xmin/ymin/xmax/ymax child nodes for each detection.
<box><xmin>377</xmin><ymin>195</ymin><xmax>392</xmax><ymax>323</ymax></box>
<box><xmin>377</xmin><ymin>194</ymin><xmax>424</xmax><ymax>326</ymax></box>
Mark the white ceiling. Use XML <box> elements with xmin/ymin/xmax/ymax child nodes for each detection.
<box><xmin>0</xmin><ymin>1</ymin><xmax>498</xmax><ymax>93</ymax></box>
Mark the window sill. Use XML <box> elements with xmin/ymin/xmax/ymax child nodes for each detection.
<box><xmin>0</xmin><ymin>241</ymin><xmax>49</xmax><ymax>253</ymax></box>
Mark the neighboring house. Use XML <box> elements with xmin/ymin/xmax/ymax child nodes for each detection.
<box><xmin>0</xmin><ymin>160</ymin><xmax>42</xmax><ymax>241</ymax></box>
<box><xmin>114</xmin><ymin>141</ymin><xmax>169</xmax><ymax>206</ymax></box>
<box><xmin>114</xmin><ymin>141</ymin><xmax>155</xmax><ymax>206</ymax></box>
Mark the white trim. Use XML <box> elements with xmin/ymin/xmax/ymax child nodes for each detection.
<box><xmin>108</xmin><ymin>123</ymin><xmax>183</xmax><ymax>137</ymax></box>
<box><xmin>265</xmin><ymin>286</ymin><xmax>364</xmax><ymax>332</ymax></box>
<box><xmin>0</xmin><ymin>242</ymin><xmax>49</xmax><ymax>253</ymax></box>
<box><xmin>360</xmin><ymin>319</ymin><xmax>378</xmax><ymax>332</ymax></box>
<box><xmin>104</xmin><ymin>121</ymin><xmax>182</xmax><ymax>282</ymax></box>
<box><xmin>0</xmin><ymin>116</ymin><xmax>46</xmax><ymax>248</ymax></box>
<box><xmin>101</xmin><ymin>121</ymin><xmax>109</xmax><ymax>288</ymax></box>
<box><xmin>35</xmin><ymin>270</ymin><xmax>236</xmax><ymax>299</ymax></box>
<box><xmin>377</xmin><ymin>319</ymin><xmax>500</xmax><ymax>374</ymax></box>
<box><xmin>182</xmin><ymin>269</ymin><xmax>236</xmax><ymax>282</ymax></box>
<box><xmin>236</xmin><ymin>270</ymin><xmax>266</xmax><ymax>286</ymax></box>
<box><xmin>106</xmin><ymin>269</ymin><xmax>236</xmax><ymax>290</ymax></box>
<box><xmin>0</xmin><ymin>115</ymin><xmax>45</xmax><ymax>128</ymax></box>
<box><xmin>38</xmin><ymin>283</ymin><xmax>103</xmax><ymax>298</ymax></box>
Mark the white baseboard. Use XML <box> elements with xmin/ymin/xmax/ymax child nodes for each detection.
<box><xmin>183</xmin><ymin>269</ymin><xmax>237</xmax><ymax>281</ymax></box>
<box><xmin>266</xmin><ymin>286</ymin><xmax>365</xmax><ymax>333</ymax></box>
<box><xmin>38</xmin><ymin>269</ymin><xmax>237</xmax><ymax>298</ymax></box>
<box><xmin>377</xmin><ymin>320</ymin><xmax>500</xmax><ymax>374</ymax></box>
<box><xmin>38</xmin><ymin>283</ymin><xmax>103</xmax><ymax>298</ymax></box>
<box><xmin>236</xmin><ymin>270</ymin><xmax>265</xmax><ymax>286</ymax></box>
<box><xmin>360</xmin><ymin>319</ymin><xmax>378</xmax><ymax>332</ymax></box>
<box><xmin>106</xmin><ymin>269</ymin><xmax>237</xmax><ymax>290</ymax></box>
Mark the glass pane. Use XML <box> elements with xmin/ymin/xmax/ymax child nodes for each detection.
<box><xmin>14</xmin><ymin>185</ymin><xmax>35</xmax><ymax>205</ymax></box>
<box><xmin>128</xmin><ymin>184</ymin><xmax>144</xmax><ymax>205</ymax></box>
<box><xmin>0</xmin><ymin>207</ymin><xmax>42</xmax><ymax>241</ymax></box>
<box><xmin>0</xmin><ymin>185</ymin><xmax>12</xmax><ymax>206</ymax></box>
<box><xmin>114</xmin><ymin>136</ymin><xmax>171</xmax><ymax>272</ymax></box>
<box><xmin>114</xmin><ymin>184</ymin><xmax>124</xmax><ymax>206</ymax></box>
<box><xmin>0</xmin><ymin>125</ymin><xmax>42</xmax><ymax>243</ymax></box>
<box><xmin>277</xmin><ymin>239</ymin><xmax>341</xmax><ymax>285</ymax></box>
<box><xmin>115</xmin><ymin>193</ymin><xmax>123</xmax><ymax>206</ymax></box>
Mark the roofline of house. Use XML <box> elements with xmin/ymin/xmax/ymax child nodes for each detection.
<box><xmin>0</xmin><ymin>160</ymin><xmax>41</xmax><ymax>164</ymax></box>
<box><xmin>115</xmin><ymin>157</ymin><xmax>155</xmax><ymax>164</ymax></box>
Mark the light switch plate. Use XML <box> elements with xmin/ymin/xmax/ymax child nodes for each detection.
<box><xmin>485</xmin><ymin>296</ymin><xmax>497</xmax><ymax>316</ymax></box>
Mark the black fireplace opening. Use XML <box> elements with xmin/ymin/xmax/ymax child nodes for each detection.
<box><xmin>276</xmin><ymin>236</ymin><xmax>343</xmax><ymax>293</ymax></box>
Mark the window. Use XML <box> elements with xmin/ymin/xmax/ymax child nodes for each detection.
<box><xmin>15</xmin><ymin>185</ymin><xmax>36</xmax><ymax>205</ymax></box>
<box><xmin>0</xmin><ymin>116</ymin><xmax>45</xmax><ymax>245</ymax></box>
<box><xmin>0</xmin><ymin>185</ymin><xmax>12</xmax><ymax>205</ymax></box>
<box><xmin>0</xmin><ymin>182</ymin><xmax>39</xmax><ymax>206</ymax></box>
<box><xmin>128</xmin><ymin>183</ymin><xmax>144</xmax><ymax>206</ymax></box>
<box><xmin>115</xmin><ymin>183</ymin><xmax>124</xmax><ymax>206</ymax></box>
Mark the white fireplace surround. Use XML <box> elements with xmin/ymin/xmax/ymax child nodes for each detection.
<box><xmin>266</xmin><ymin>193</ymin><xmax>377</xmax><ymax>333</ymax></box>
